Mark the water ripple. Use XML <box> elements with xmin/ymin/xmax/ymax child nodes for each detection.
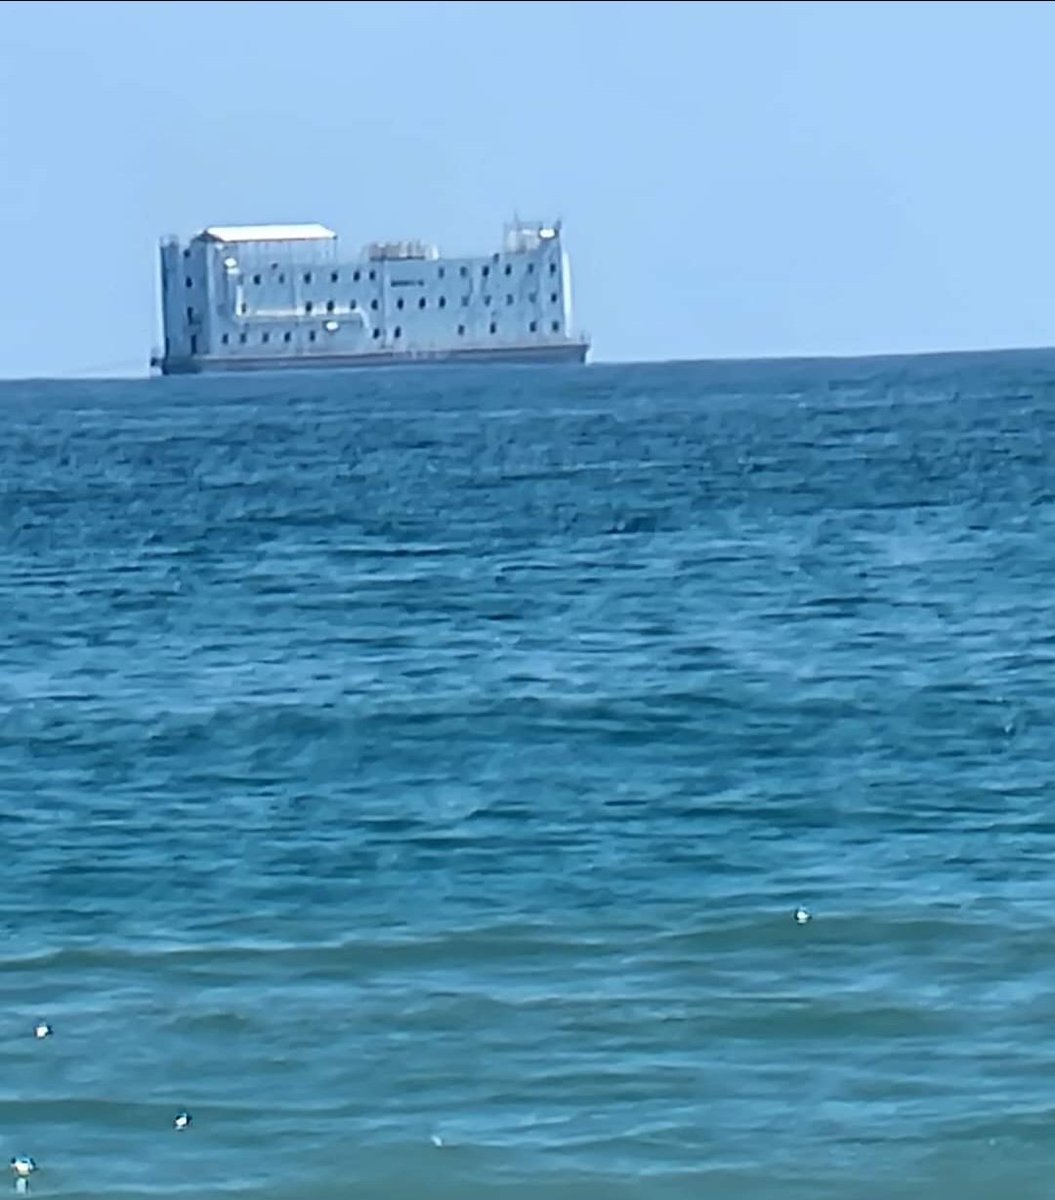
<box><xmin>2</xmin><ymin>353</ymin><xmax>1055</xmax><ymax>1197</ymax></box>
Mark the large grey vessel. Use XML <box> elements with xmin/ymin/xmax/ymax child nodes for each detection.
<box><xmin>153</xmin><ymin>219</ymin><xmax>589</xmax><ymax>375</ymax></box>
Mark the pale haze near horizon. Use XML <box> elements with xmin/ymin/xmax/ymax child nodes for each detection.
<box><xmin>1</xmin><ymin>0</ymin><xmax>1053</xmax><ymax>378</ymax></box>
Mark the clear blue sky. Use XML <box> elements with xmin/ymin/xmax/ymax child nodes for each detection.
<box><xmin>2</xmin><ymin>0</ymin><xmax>1055</xmax><ymax>376</ymax></box>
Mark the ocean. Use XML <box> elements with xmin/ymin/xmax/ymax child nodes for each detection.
<box><xmin>2</xmin><ymin>350</ymin><xmax>1055</xmax><ymax>1199</ymax></box>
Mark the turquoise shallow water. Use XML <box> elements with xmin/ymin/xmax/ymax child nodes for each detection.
<box><xmin>3</xmin><ymin>351</ymin><xmax>1055</xmax><ymax>1198</ymax></box>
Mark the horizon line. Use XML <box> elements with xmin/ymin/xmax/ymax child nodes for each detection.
<box><xmin>3</xmin><ymin>340</ymin><xmax>1055</xmax><ymax>383</ymax></box>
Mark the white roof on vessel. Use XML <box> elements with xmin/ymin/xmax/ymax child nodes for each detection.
<box><xmin>199</xmin><ymin>223</ymin><xmax>337</xmax><ymax>243</ymax></box>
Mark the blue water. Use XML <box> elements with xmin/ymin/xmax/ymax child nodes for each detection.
<box><xmin>3</xmin><ymin>351</ymin><xmax>1055</xmax><ymax>1199</ymax></box>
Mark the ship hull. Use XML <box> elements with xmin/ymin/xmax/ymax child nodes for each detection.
<box><xmin>157</xmin><ymin>340</ymin><xmax>589</xmax><ymax>375</ymax></box>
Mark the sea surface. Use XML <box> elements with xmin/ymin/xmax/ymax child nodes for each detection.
<box><xmin>2</xmin><ymin>351</ymin><xmax>1055</xmax><ymax>1199</ymax></box>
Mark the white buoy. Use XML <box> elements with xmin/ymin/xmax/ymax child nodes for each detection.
<box><xmin>10</xmin><ymin>1158</ymin><xmax>35</xmax><ymax>1194</ymax></box>
<box><xmin>794</xmin><ymin>907</ymin><xmax>812</xmax><ymax>925</ymax></box>
<box><xmin>173</xmin><ymin>1111</ymin><xmax>192</xmax><ymax>1131</ymax></box>
<box><xmin>33</xmin><ymin>1022</ymin><xmax>52</xmax><ymax>1041</ymax></box>
<box><xmin>430</xmin><ymin>1134</ymin><xmax>443</xmax><ymax>1147</ymax></box>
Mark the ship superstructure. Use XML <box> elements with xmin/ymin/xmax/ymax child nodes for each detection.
<box><xmin>154</xmin><ymin>220</ymin><xmax>588</xmax><ymax>374</ymax></box>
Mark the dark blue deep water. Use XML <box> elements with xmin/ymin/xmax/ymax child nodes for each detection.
<box><xmin>3</xmin><ymin>351</ymin><xmax>1055</xmax><ymax>1199</ymax></box>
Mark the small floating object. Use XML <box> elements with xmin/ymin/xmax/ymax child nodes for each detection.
<box><xmin>32</xmin><ymin>1022</ymin><xmax>52</xmax><ymax>1040</ymax></box>
<box><xmin>10</xmin><ymin>1158</ymin><xmax>36</xmax><ymax>1194</ymax></box>
<box><xmin>794</xmin><ymin>907</ymin><xmax>812</xmax><ymax>925</ymax></box>
<box><xmin>173</xmin><ymin>1111</ymin><xmax>192</xmax><ymax>1131</ymax></box>
<box><xmin>430</xmin><ymin>1134</ymin><xmax>444</xmax><ymax>1147</ymax></box>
